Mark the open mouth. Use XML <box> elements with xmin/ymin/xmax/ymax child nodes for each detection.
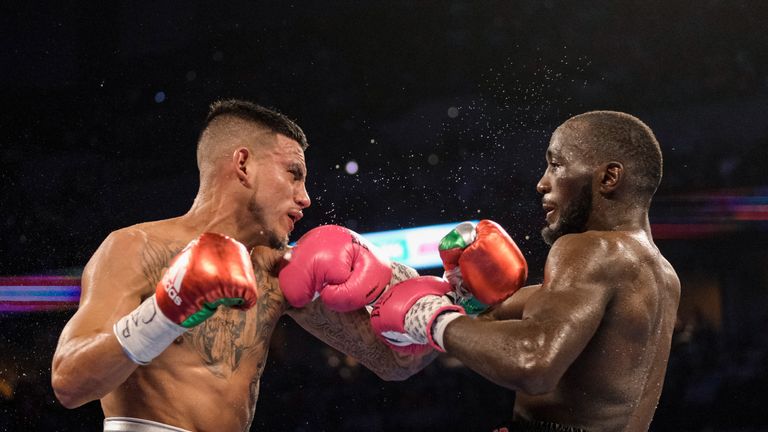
<box><xmin>287</xmin><ymin>209</ymin><xmax>303</xmax><ymax>230</ymax></box>
<box><xmin>542</xmin><ymin>202</ymin><xmax>555</xmax><ymax>223</ymax></box>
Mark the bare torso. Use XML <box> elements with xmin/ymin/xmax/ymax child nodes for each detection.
<box><xmin>514</xmin><ymin>231</ymin><xmax>680</xmax><ymax>431</ymax></box>
<box><xmin>89</xmin><ymin>219</ymin><xmax>430</xmax><ymax>431</ymax></box>
<box><xmin>99</xmin><ymin>220</ymin><xmax>288</xmax><ymax>431</ymax></box>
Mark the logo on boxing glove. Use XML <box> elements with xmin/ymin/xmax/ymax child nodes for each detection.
<box><xmin>162</xmin><ymin>254</ymin><xmax>190</xmax><ymax>307</ymax></box>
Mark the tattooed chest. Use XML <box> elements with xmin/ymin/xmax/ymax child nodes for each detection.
<box><xmin>181</xmin><ymin>294</ymin><xmax>284</xmax><ymax>378</ymax></box>
<box><xmin>139</xmin><ymin>238</ymin><xmax>288</xmax><ymax>378</ymax></box>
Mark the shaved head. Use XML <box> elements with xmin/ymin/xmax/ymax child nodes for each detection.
<box><xmin>196</xmin><ymin>116</ymin><xmax>269</xmax><ymax>182</ymax></box>
<box><xmin>195</xmin><ymin>99</ymin><xmax>308</xmax><ymax>188</ymax></box>
<box><xmin>558</xmin><ymin>111</ymin><xmax>663</xmax><ymax>197</ymax></box>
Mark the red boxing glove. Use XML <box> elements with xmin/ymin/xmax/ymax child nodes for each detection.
<box><xmin>156</xmin><ymin>232</ymin><xmax>258</xmax><ymax>327</ymax></box>
<box><xmin>439</xmin><ymin>220</ymin><xmax>528</xmax><ymax>309</ymax></box>
<box><xmin>114</xmin><ymin>232</ymin><xmax>258</xmax><ymax>365</ymax></box>
<box><xmin>370</xmin><ymin>276</ymin><xmax>465</xmax><ymax>354</ymax></box>
<box><xmin>279</xmin><ymin>225</ymin><xmax>392</xmax><ymax>312</ymax></box>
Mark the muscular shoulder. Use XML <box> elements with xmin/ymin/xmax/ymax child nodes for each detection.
<box><xmin>94</xmin><ymin>224</ymin><xmax>176</xmax><ymax>266</ymax></box>
<box><xmin>549</xmin><ymin>231</ymin><xmax>643</xmax><ymax>278</ymax></box>
<box><xmin>86</xmin><ymin>227</ymin><xmax>148</xmax><ymax>272</ymax></box>
<box><xmin>542</xmin><ymin>232</ymin><xmax>645</xmax><ymax>307</ymax></box>
<box><xmin>83</xmin><ymin>223</ymin><xmax>187</xmax><ymax>298</ymax></box>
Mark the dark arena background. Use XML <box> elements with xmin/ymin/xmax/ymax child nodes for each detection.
<box><xmin>2</xmin><ymin>1</ymin><xmax>768</xmax><ymax>431</ymax></box>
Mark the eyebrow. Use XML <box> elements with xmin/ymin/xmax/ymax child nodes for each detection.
<box><xmin>547</xmin><ymin>146</ymin><xmax>566</xmax><ymax>160</ymax></box>
<box><xmin>288</xmin><ymin>161</ymin><xmax>306</xmax><ymax>179</ymax></box>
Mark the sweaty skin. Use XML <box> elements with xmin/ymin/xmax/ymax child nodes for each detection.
<box><xmin>442</xmin><ymin>114</ymin><xmax>681</xmax><ymax>431</ymax></box>
<box><xmin>52</xmin><ymin>125</ymin><xmax>433</xmax><ymax>431</ymax></box>
<box><xmin>55</xmin><ymin>223</ymin><xmax>430</xmax><ymax>431</ymax></box>
<box><xmin>461</xmin><ymin>230</ymin><xmax>679</xmax><ymax>431</ymax></box>
<box><xmin>53</xmin><ymin>216</ymin><xmax>428</xmax><ymax>431</ymax></box>
<box><xmin>96</xmin><ymin>224</ymin><xmax>279</xmax><ymax>432</ymax></box>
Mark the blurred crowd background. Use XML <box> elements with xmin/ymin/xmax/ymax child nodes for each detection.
<box><xmin>2</xmin><ymin>1</ymin><xmax>767</xmax><ymax>430</ymax></box>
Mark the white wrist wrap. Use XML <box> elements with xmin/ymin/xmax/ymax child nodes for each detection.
<box><xmin>404</xmin><ymin>295</ymin><xmax>454</xmax><ymax>345</ymax></box>
<box><xmin>113</xmin><ymin>295</ymin><xmax>186</xmax><ymax>365</ymax></box>
<box><xmin>431</xmin><ymin>311</ymin><xmax>464</xmax><ymax>351</ymax></box>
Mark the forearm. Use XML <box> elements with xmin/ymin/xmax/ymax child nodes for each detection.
<box><xmin>282</xmin><ymin>232</ymin><xmax>434</xmax><ymax>379</ymax></box>
<box><xmin>52</xmin><ymin>331</ymin><xmax>139</xmax><ymax>408</ymax></box>
<box><xmin>442</xmin><ymin>316</ymin><xmax>557</xmax><ymax>394</ymax></box>
<box><xmin>289</xmin><ymin>303</ymin><xmax>436</xmax><ymax>380</ymax></box>
<box><xmin>381</xmin><ymin>348</ymin><xmax>440</xmax><ymax>381</ymax></box>
<box><xmin>335</xmin><ymin>320</ymin><xmax>439</xmax><ymax>381</ymax></box>
<box><xmin>368</xmin><ymin>260</ymin><xmax>437</xmax><ymax>379</ymax></box>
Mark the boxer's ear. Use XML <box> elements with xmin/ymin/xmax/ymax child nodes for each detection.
<box><xmin>233</xmin><ymin>148</ymin><xmax>251</xmax><ymax>187</ymax></box>
<box><xmin>598</xmin><ymin>161</ymin><xmax>622</xmax><ymax>194</ymax></box>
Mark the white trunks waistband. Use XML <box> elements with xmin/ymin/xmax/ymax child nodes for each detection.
<box><xmin>103</xmin><ymin>417</ymin><xmax>191</xmax><ymax>432</ymax></box>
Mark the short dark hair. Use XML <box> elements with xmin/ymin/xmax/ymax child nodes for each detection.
<box><xmin>567</xmin><ymin>111</ymin><xmax>662</xmax><ymax>196</ymax></box>
<box><xmin>203</xmin><ymin>99</ymin><xmax>308</xmax><ymax>150</ymax></box>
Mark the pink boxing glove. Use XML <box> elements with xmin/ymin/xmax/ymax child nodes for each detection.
<box><xmin>278</xmin><ymin>225</ymin><xmax>392</xmax><ymax>312</ymax></box>
<box><xmin>370</xmin><ymin>276</ymin><xmax>465</xmax><ymax>354</ymax></box>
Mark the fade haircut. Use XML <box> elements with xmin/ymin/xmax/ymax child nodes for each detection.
<box><xmin>195</xmin><ymin>100</ymin><xmax>308</xmax><ymax>186</ymax></box>
<box><xmin>202</xmin><ymin>99</ymin><xmax>308</xmax><ymax>150</ymax></box>
<box><xmin>565</xmin><ymin>111</ymin><xmax>663</xmax><ymax>197</ymax></box>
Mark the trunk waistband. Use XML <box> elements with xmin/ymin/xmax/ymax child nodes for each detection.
<box><xmin>104</xmin><ymin>417</ymin><xmax>191</xmax><ymax>432</ymax></box>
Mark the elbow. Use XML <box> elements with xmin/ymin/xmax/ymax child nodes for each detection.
<box><xmin>372</xmin><ymin>367</ymin><xmax>417</xmax><ymax>382</ymax></box>
<box><xmin>498</xmin><ymin>330</ymin><xmax>565</xmax><ymax>395</ymax></box>
<box><xmin>370</xmin><ymin>350</ymin><xmax>433</xmax><ymax>382</ymax></box>
<box><xmin>513</xmin><ymin>358</ymin><xmax>561</xmax><ymax>395</ymax></box>
<box><xmin>51</xmin><ymin>379</ymin><xmax>79</xmax><ymax>409</ymax></box>
<box><xmin>377</xmin><ymin>373</ymin><xmax>406</xmax><ymax>382</ymax></box>
<box><xmin>51</xmin><ymin>370</ymin><xmax>87</xmax><ymax>409</ymax></box>
<box><xmin>55</xmin><ymin>393</ymin><xmax>83</xmax><ymax>410</ymax></box>
<box><xmin>517</xmin><ymin>374</ymin><xmax>558</xmax><ymax>396</ymax></box>
<box><xmin>488</xmin><ymin>365</ymin><xmax>555</xmax><ymax>394</ymax></box>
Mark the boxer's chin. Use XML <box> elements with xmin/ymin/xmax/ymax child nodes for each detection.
<box><xmin>268</xmin><ymin>232</ymin><xmax>289</xmax><ymax>250</ymax></box>
<box><xmin>541</xmin><ymin>217</ymin><xmax>579</xmax><ymax>246</ymax></box>
<box><xmin>541</xmin><ymin>225</ymin><xmax>558</xmax><ymax>246</ymax></box>
<box><xmin>541</xmin><ymin>184</ymin><xmax>592</xmax><ymax>246</ymax></box>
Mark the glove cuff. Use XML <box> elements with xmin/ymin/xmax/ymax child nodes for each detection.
<box><xmin>443</xmin><ymin>267</ymin><xmax>489</xmax><ymax>316</ymax></box>
<box><xmin>403</xmin><ymin>295</ymin><xmax>464</xmax><ymax>352</ymax></box>
<box><xmin>431</xmin><ymin>311</ymin><xmax>465</xmax><ymax>352</ymax></box>
<box><xmin>113</xmin><ymin>295</ymin><xmax>186</xmax><ymax>365</ymax></box>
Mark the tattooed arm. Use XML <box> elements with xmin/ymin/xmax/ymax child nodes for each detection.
<box><xmin>52</xmin><ymin>228</ymin><xmax>176</xmax><ymax>408</ymax></box>
<box><xmin>286</xmin><ymin>262</ymin><xmax>439</xmax><ymax>381</ymax></box>
<box><xmin>251</xmin><ymin>246</ymin><xmax>439</xmax><ymax>380</ymax></box>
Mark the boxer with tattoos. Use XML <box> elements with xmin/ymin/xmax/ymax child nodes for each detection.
<box><xmin>51</xmin><ymin>99</ymin><xmax>432</xmax><ymax>432</ymax></box>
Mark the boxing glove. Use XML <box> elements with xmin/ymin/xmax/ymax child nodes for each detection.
<box><xmin>114</xmin><ymin>233</ymin><xmax>258</xmax><ymax>365</ymax></box>
<box><xmin>370</xmin><ymin>276</ymin><xmax>465</xmax><ymax>354</ymax></box>
<box><xmin>279</xmin><ymin>225</ymin><xmax>392</xmax><ymax>312</ymax></box>
<box><xmin>439</xmin><ymin>220</ymin><xmax>527</xmax><ymax>314</ymax></box>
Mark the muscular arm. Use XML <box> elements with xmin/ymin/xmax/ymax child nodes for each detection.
<box><xmin>442</xmin><ymin>234</ymin><xmax>616</xmax><ymax>394</ymax></box>
<box><xmin>287</xmin><ymin>261</ymin><xmax>438</xmax><ymax>381</ymax></box>
<box><xmin>51</xmin><ymin>229</ymin><xmax>173</xmax><ymax>408</ymax></box>
<box><xmin>479</xmin><ymin>284</ymin><xmax>542</xmax><ymax>321</ymax></box>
